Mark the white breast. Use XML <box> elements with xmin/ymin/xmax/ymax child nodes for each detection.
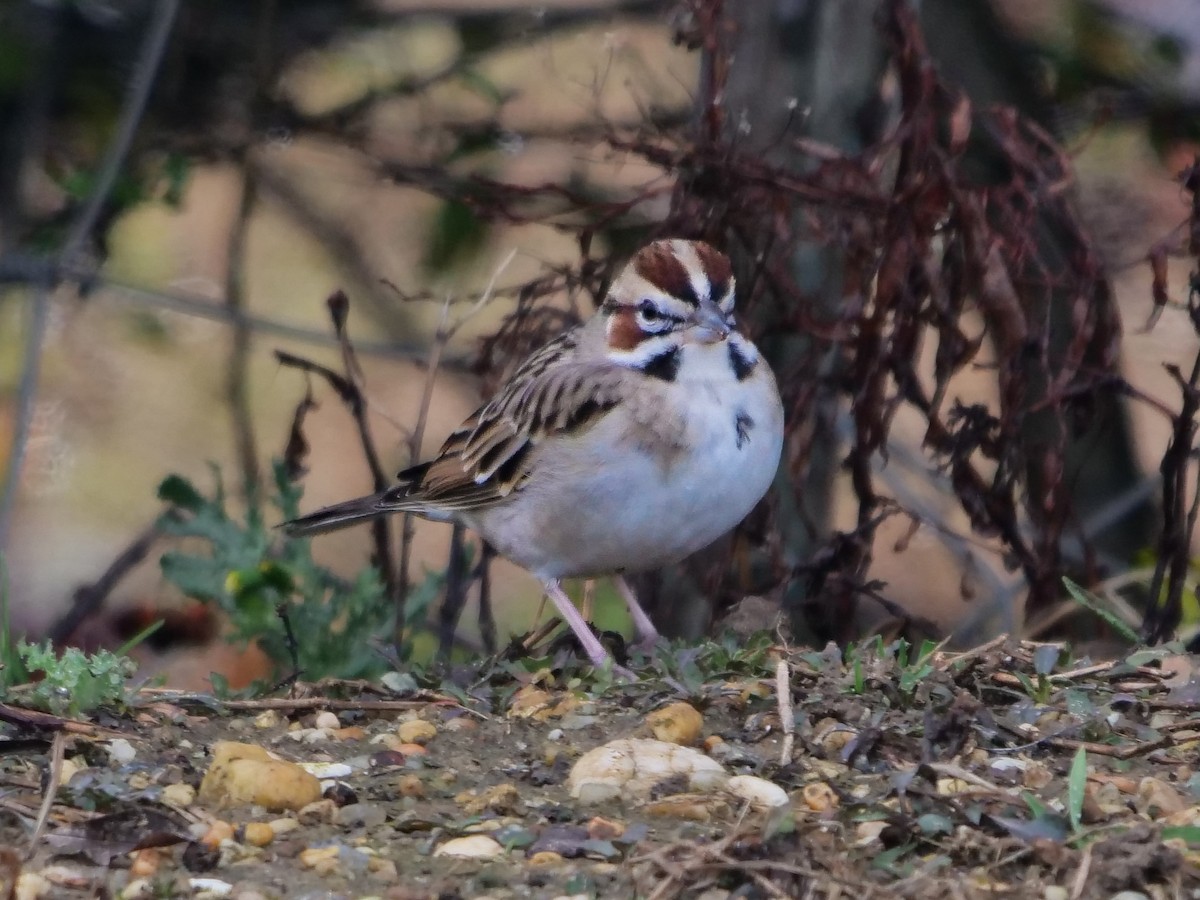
<box><xmin>475</xmin><ymin>340</ymin><xmax>784</xmax><ymax>580</ymax></box>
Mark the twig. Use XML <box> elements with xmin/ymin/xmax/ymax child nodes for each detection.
<box><xmin>27</xmin><ymin>730</ymin><xmax>63</xmax><ymax>858</ymax></box>
<box><xmin>776</xmin><ymin>658</ymin><xmax>794</xmax><ymax>766</ymax></box>
<box><xmin>0</xmin><ymin>0</ymin><xmax>180</xmax><ymax>549</ymax></box>
<box><xmin>327</xmin><ymin>291</ymin><xmax>402</xmax><ymax>624</ymax></box>
<box><xmin>1070</xmin><ymin>840</ymin><xmax>1093</xmax><ymax>900</ymax></box>
<box><xmin>47</xmin><ymin>520</ymin><xmax>165</xmax><ymax>645</ymax></box>
<box><xmin>398</xmin><ymin>249</ymin><xmax>516</xmax><ymax>655</ymax></box>
<box><xmin>222</xmin><ymin>0</ymin><xmax>280</xmax><ymax>499</ymax></box>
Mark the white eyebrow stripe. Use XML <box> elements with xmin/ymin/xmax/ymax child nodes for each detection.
<box><xmin>671</xmin><ymin>239</ymin><xmax>711</xmax><ymax>305</ymax></box>
<box><xmin>717</xmin><ymin>277</ymin><xmax>737</xmax><ymax>313</ymax></box>
<box><xmin>613</xmin><ymin>272</ymin><xmax>696</xmax><ymax>319</ymax></box>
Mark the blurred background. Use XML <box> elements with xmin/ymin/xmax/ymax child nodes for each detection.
<box><xmin>1</xmin><ymin>0</ymin><xmax>1198</xmax><ymax>689</ymax></box>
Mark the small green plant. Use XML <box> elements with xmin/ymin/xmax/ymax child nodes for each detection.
<box><xmin>1</xmin><ymin>555</ymin><xmax>31</xmax><ymax>691</ymax></box>
<box><xmin>2</xmin><ymin>555</ymin><xmax>155</xmax><ymax>716</ymax></box>
<box><xmin>1014</xmin><ymin>643</ymin><xmax>1068</xmax><ymax>705</ymax></box>
<box><xmin>1062</xmin><ymin>577</ymin><xmax>1140</xmax><ymax>642</ymax></box>
<box><xmin>157</xmin><ymin>460</ymin><xmax>445</xmax><ymax>684</ymax></box>
<box><xmin>16</xmin><ymin>641</ymin><xmax>137</xmax><ymax>717</ymax></box>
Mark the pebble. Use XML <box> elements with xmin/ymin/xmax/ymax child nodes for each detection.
<box><xmin>242</xmin><ymin>822</ymin><xmax>275</xmax><ymax>847</ymax></box>
<box><xmin>645</xmin><ymin>702</ymin><xmax>704</xmax><ymax>746</ymax></box>
<box><xmin>334</xmin><ymin>803</ymin><xmax>387</xmax><ymax>829</ymax></box>
<box><xmin>314</xmin><ymin>711</ymin><xmax>340</xmax><ymax>730</ymax></box>
<box><xmin>1042</xmin><ymin>888</ymin><xmax>1068</xmax><ymax>900</ymax></box>
<box><xmin>725</xmin><ymin>775</ymin><xmax>788</xmax><ymax>810</ymax></box>
<box><xmin>433</xmin><ymin>835</ymin><xmax>504</xmax><ymax>859</ymax></box>
<box><xmin>568</xmin><ymin>738</ymin><xmax>727</xmax><ymax>804</ymax></box>
<box><xmin>189</xmin><ymin>879</ymin><xmax>233</xmax><ymax>899</ymax></box>
<box><xmin>14</xmin><ymin>872</ymin><xmax>51</xmax><ymax>900</ymax></box>
<box><xmin>107</xmin><ymin>739</ymin><xmax>137</xmax><ymax>765</ymax></box>
<box><xmin>254</xmin><ymin>710</ymin><xmax>282</xmax><ymax>729</ymax></box>
<box><xmin>802</xmin><ymin>782</ymin><xmax>838</xmax><ymax>812</ymax></box>
<box><xmin>397</xmin><ymin>774</ymin><xmax>424</xmax><ymax>798</ymax></box>
<box><xmin>161</xmin><ymin>782</ymin><xmax>196</xmax><ymax>808</ymax></box>
<box><xmin>268</xmin><ymin>817</ymin><xmax>299</xmax><ymax>835</ymax></box>
<box><xmin>299</xmin><ymin>845</ymin><xmax>341</xmax><ymax>875</ymax></box>
<box><xmin>200</xmin><ymin>820</ymin><xmax>235</xmax><ymax>848</ymax></box>
<box><xmin>397</xmin><ymin>720</ymin><xmax>437</xmax><ymax>745</ymax></box>
<box><xmin>129</xmin><ymin>848</ymin><xmax>160</xmax><ymax>878</ymax></box>
<box><xmin>297</xmin><ymin>798</ymin><xmax>338</xmax><ymax>825</ymax></box>
<box><xmin>528</xmin><ymin>850</ymin><xmax>565</xmax><ymax>866</ymax></box>
<box><xmin>198</xmin><ymin>742</ymin><xmax>322</xmax><ymax>812</ymax></box>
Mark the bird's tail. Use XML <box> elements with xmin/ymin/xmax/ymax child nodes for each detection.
<box><xmin>283</xmin><ymin>492</ymin><xmax>392</xmax><ymax>537</ymax></box>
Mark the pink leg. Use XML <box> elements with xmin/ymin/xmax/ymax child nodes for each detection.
<box><xmin>615</xmin><ymin>576</ymin><xmax>660</xmax><ymax>648</ymax></box>
<box><xmin>542</xmin><ymin>579</ymin><xmax>631</xmax><ymax>677</ymax></box>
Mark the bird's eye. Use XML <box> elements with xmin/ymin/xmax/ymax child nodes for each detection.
<box><xmin>635</xmin><ymin>300</ymin><xmax>669</xmax><ymax>331</ymax></box>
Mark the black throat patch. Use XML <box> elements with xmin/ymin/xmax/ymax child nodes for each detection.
<box><xmin>641</xmin><ymin>346</ymin><xmax>681</xmax><ymax>382</ymax></box>
<box><xmin>728</xmin><ymin>342</ymin><xmax>756</xmax><ymax>381</ymax></box>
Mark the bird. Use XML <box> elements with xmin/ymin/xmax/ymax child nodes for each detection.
<box><xmin>285</xmin><ymin>239</ymin><xmax>784</xmax><ymax>672</ymax></box>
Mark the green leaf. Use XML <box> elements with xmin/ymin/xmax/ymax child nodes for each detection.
<box><xmin>157</xmin><ymin>474</ymin><xmax>206</xmax><ymax>510</ymax></box>
<box><xmin>1033</xmin><ymin>643</ymin><xmax>1062</xmax><ymax>676</ymax></box>
<box><xmin>917</xmin><ymin>813</ymin><xmax>953</xmax><ymax>835</ymax></box>
<box><xmin>1067</xmin><ymin>746</ymin><xmax>1087</xmax><ymax>832</ymax></box>
<box><xmin>423</xmin><ymin>199</ymin><xmax>488</xmax><ymax>275</ymax></box>
<box><xmin>1062</xmin><ymin>577</ymin><xmax>1139</xmax><ymax>642</ymax></box>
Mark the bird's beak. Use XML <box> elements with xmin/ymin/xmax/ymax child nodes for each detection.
<box><xmin>686</xmin><ymin>298</ymin><xmax>732</xmax><ymax>344</ymax></box>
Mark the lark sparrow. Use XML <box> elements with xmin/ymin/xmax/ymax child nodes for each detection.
<box><xmin>286</xmin><ymin>239</ymin><xmax>784</xmax><ymax>671</ymax></box>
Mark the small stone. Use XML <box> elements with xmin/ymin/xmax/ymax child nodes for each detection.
<box><xmin>268</xmin><ymin>817</ymin><xmax>300</xmax><ymax>835</ymax></box>
<box><xmin>644</xmin><ymin>796</ymin><xmax>725</xmax><ymax>821</ymax></box>
<box><xmin>645</xmin><ymin>702</ymin><xmax>704</xmax><ymax>746</ymax></box>
<box><xmin>802</xmin><ymin>782</ymin><xmax>838</xmax><ymax>812</ymax></box>
<box><xmin>298</xmin><ymin>799</ymin><xmax>338</xmax><ymax>825</ymax></box>
<box><xmin>162</xmin><ymin>782</ymin><xmax>196</xmax><ymax>808</ymax></box>
<box><xmin>334</xmin><ymin>803</ymin><xmax>387</xmax><ymax>829</ymax></box>
<box><xmin>254</xmin><ymin>710</ymin><xmax>282</xmax><ymax>729</ymax></box>
<box><xmin>442</xmin><ymin>716</ymin><xmax>477</xmax><ymax>734</ymax></box>
<box><xmin>188</xmin><ymin>878</ymin><xmax>233</xmax><ymax>898</ymax></box>
<box><xmin>129</xmin><ymin>848</ymin><xmax>160</xmax><ymax>878</ymax></box>
<box><xmin>119</xmin><ymin>878</ymin><xmax>150</xmax><ymax>899</ymax></box>
<box><xmin>397</xmin><ymin>720</ymin><xmax>437</xmax><ymax>745</ymax></box>
<box><xmin>314</xmin><ymin>711</ymin><xmax>340</xmax><ymax>730</ymax></box>
<box><xmin>107</xmin><ymin>739</ymin><xmax>137</xmax><ymax>765</ymax></box>
<box><xmin>368</xmin><ymin>857</ymin><xmax>398</xmax><ymax>881</ymax></box>
<box><xmin>1042</xmin><ymin>887</ymin><xmax>1068</xmax><ymax>900</ymax></box>
<box><xmin>200</xmin><ymin>821</ymin><xmax>235</xmax><ymax>848</ymax></box>
<box><xmin>334</xmin><ymin>726</ymin><xmax>366</xmax><ymax>741</ymax></box>
<box><xmin>725</xmin><ymin>775</ymin><xmax>788</xmax><ymax>810</ymax></box>
<box><xmin>586</xmin><ymin>816</ymin><xmax>625</xmax><ymax>840</ymax></box>
<box><xmin>397</xmin><ymin>774</ymin><xmax>424</xmax><ymax>798</ymax></box>
<box><xmin>299</xmin><ymin>845</ymin><xmax>340</xmax><ymax>873</ymax></box>
<box><xmin>59</xmin><ymin>757</ymin><xmax>84</xmax><ymax>785</ymax></box>
<box><xmin>568</xmin><ymin>738</ymin><xmax>728</xmax><ymax>804</ymax></box>
<box><xmin>702</xmin><ymin>735</ymin><xmax>724</xmax><ymax>753</ymax></box>
<box><xmin>457</xmin><ymin>783</ymin><xmax>521</xmax><ymax>815</ymax></box>
<box><xmin>15</xmin><ymin>872</ymin><xmax>51</xmax><ymax>900</ymax></box>
<box><xmin>242</xmin><ymin>822</ymin><xmax>275</xmax><ymax>847</ymax></box>
<box><xmin>433</xmin><ymin>835</ymin><xmax>504</xmax><ymax>859</ymax></box>
<box><xmin>528</xmin><ymin>850</ymin><xmax>565</xmax><ymax>866</ymax></box>
<box><xmin>1108</xmin><ymin>893</ymin><xmax>1149</xmax><ymax>900</ymax></box>
<box><xmin>198</xmin><ymin>742</ymin><xmax>322</xmax><ymax>812</ymax></box>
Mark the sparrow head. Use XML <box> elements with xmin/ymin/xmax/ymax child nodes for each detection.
<box><xmin>602</xmin><ymin>240</ymin><xmax>737</xmax><ymax>368</ymax></box>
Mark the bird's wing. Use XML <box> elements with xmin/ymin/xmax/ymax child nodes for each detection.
<box><xmin>380</xmin><ymin>331</ymin><xmax>629</xmax><ymax>513</ymax></box>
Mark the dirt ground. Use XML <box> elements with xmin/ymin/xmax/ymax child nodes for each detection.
<box><xmin>2</xmin><ymin>636</ymin><xmax>1199</xmax><ymax>899</ymax></box>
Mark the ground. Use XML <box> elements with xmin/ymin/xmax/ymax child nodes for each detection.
<box><xmin>2</xmin><ymin>635</ymin><xmax>1199</xmax><ymax>899</ymax></box>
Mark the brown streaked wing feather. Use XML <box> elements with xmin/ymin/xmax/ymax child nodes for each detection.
<box><xmin>385</xmin><ymin>328</ymin><xmax>628</xmax><ymax>512</ymax></box>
